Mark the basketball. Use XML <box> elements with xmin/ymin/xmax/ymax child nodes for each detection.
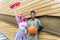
<box><xmin>28</xmin><ymin>26</ymin><xmax>37</xmax><ymax>35</ymax></box>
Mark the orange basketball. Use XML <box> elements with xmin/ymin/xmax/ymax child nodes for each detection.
<box><xmin>28</xmin><ymin>26</ymin><xmax>37</xmax><ymax>35</ymax></box>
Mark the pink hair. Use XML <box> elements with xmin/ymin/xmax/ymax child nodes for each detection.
<box><xmin>17</xmin><ymin>14</ymin><xmax>26</xmax><ymax>23</ymax></box>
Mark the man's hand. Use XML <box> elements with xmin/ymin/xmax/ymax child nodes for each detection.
<box><xmin>37</xmin><ymin>26</ymin><xmax>43</xmax><ymax>31</ymax></box>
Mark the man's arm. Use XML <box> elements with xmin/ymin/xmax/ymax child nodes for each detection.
<box><xmin>37</xmin><ymin>19</ymin><xmax>43</xmax><ymax>31</ymax></box>
<box><xmin>37</xmin><ymin>19</ymin><xmax>42</xmax><ymax>26</ymax></box>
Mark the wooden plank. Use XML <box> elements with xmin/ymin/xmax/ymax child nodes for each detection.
<box><xmin>25</xmin><ymin>8</ymin><xmax>60</xmax><ymax>18</ymax></box>
<box><xmin>47</xmin><ymin>13</ymin><xmax>60</xmax><ymax>16</ymax></box>
<box><xmin>23</xmin><ymin>6</ymin><xmax>60</xmax><ymax>17</ymax></box>
<box><xmin>15</xmin><ymin>0</ymin><xmax>60</xmax><ymax>17</ymax></box>
<box><xmin>39</xmin><ymin>32</ymin><xmax>60</xmax><ymax>40</ymax></box>
<box><xmin>2</xmin><ymin>7</ymin><xmax>60</xmax><ymax>18</ymax></box>
<box><xmin>17</xmin><ymin>0</ymin><xmax>52</xmax><ymax>13</ymax></box>
<box><xmin>0</xmin><ymin>0</ymin><xmax>34</xmax><ymax>15</ymax></box>
<box><xmin>0</xmin><ymin>20</ymin><xmax>17</xmax><ymax>40</ymax></box>
<box><xmin>0</xmin><ymin>0</ymin><xmax>60</xmax><ymax>17</ymax></box>
<box><xmin>16</xmin><ymin>0</ymin><xmax>59</xmax><ymax>12</ymax></box>
<box><xmin>1</xmin><ymin>0</ymin><xmax>50</xmax><ymax>15</ymax></box>
<box><xmin>23</xmin><ymin>3</ymin><xmax>60</xmax><ymax>15</ymax></box>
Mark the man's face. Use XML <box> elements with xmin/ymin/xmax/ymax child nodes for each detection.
<box><xmin>31</xmin><ymin>13</ymin><xmax>35</xmax><ymax>19</ymax></box>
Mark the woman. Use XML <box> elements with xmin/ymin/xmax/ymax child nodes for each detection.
<box><xmin>14</xmin><ymin>14</ymin><xmax>27</xmax><ymax>40</ymax></box>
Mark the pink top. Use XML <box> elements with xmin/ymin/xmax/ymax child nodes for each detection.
<box><xmin>17</xmin><ymin>14</ymin><xmax>27</xmax><ymax>30</ymax></box>
<box><xmin>18</xmin><ymin>22</ymin><xmax>27</xmax><ymax>30</ymax></box>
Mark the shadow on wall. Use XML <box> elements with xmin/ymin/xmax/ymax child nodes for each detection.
<box><xmin>39</xmin><ymin>16</ymin><xmax>60</xmax><ymax>35</ymax></box>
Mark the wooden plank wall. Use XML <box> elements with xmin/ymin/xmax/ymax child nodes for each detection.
<box><xmin>11</xmin><ymin>0</ymin><xmax>60</xmax><ymax>18</ymax></box>
<box><xmin>0</xmin><ymin>0</ymin><xmax>60</xmax><ymax>18</ymax></box>
<box><xmin>0</xmin><ymin>20</ymin><xmax>17</xmax><ymax>40</ymax></box>
<box><xmin>16</xmin><ymin>0</ymin><xmax>60</xmax><ymax>18</ymax></box>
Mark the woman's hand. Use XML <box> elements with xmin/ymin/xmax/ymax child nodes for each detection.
<box><xmin>25</xmin><ymin>29</ymin><xmax>27</xmax><ymax>34</ymax></box>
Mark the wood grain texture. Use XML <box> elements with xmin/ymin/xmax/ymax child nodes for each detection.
<box><xmin>0</xmin><ymin>0</ymin><xmax>60</xmax><ymax>17</ymax></box>
<box><xmin>0</xmin><ymin>20</ymin><xmax>18</xmax><ymax>40</ymax></box>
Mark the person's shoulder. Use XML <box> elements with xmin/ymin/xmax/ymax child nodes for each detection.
<box><xmin>35</xmin><ymin>18</ymin><xmax>40</xmax><ymax>21</ymax></box>
<box><xmin>27</xmin><ymin>19</ymin><xmax>31</xmax><ymax>22</ymax></box>
<box><xmin>28</xmin><ymin>19</ymin><xmax>31</xmax><ymax>20</ymax></box>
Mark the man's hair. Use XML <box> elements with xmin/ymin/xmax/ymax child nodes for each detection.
<box><xmin>30</xmin><ymin>10</ymin><xmax>36</xmax><ymax>14</ymax></box>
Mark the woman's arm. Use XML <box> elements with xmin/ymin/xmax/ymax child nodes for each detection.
<box><xmin>13</xmin><ymin>7</ymin><xmax>18</xmax><ymax>22</ymax></box>
<box><xmin>25</xmin><ymin>28</ymin><xmax>27</xmax><ymax>34</ymax></box>
<box><xmin>14</xmin><ymin>13</ymin><xmax>18</xmax><ymax>22</ymax></box>
<box><xmin>25</xmin><ymin>21</ymin><xmax>29</xmax><ymax>34</ymax></box>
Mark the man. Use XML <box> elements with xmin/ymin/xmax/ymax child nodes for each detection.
<box><xmin>27</xmin><ymin>10</ymin><xmax>43</xmax><ymax>40</ymax></box>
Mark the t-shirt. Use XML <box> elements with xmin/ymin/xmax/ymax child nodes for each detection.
<box><xmin>27</xmin><ymin>18</ymin><xmax>41</xmax><ymax>29</ymax></box>
<box><xmin>18</xmin><ymin>22</ymin><xmax>27</xmax><ymax>30</ymax></box>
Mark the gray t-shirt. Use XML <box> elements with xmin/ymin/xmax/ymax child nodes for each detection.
<box><xmin>27</xmin><ymin>18</ymin><xmax>41</xmax><ymax>40</ymax></box>
<box><xmin>27</xmin><ymin>18</ymin><xmax>41</xmax><ymax>29</ymax></box>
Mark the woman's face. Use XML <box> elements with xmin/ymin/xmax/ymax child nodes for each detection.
<box><xmin>18</xmin><ymin>14</ymin><xmax>26</xmax><ymax>22</ymax></box>
<box><xmin>21</xmin><ymin>16</ymin><xmax>25</xmax><ymax>20</ymax></box>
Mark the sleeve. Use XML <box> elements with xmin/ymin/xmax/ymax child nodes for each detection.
<box><xmin>37</xmin><ymin>19</ymin><xmax>42</xmax><ymax>26</ymax></box>
<box><xmin>26</xmin><ymin>21</ymin><xmax>30</xmax><ymax>27</ymax></box>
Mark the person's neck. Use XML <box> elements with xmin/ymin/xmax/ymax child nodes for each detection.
<box><xmin>31</xmin><ymin>18</ymin><xmax>35</xmax><ymax>20</ymax></box>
